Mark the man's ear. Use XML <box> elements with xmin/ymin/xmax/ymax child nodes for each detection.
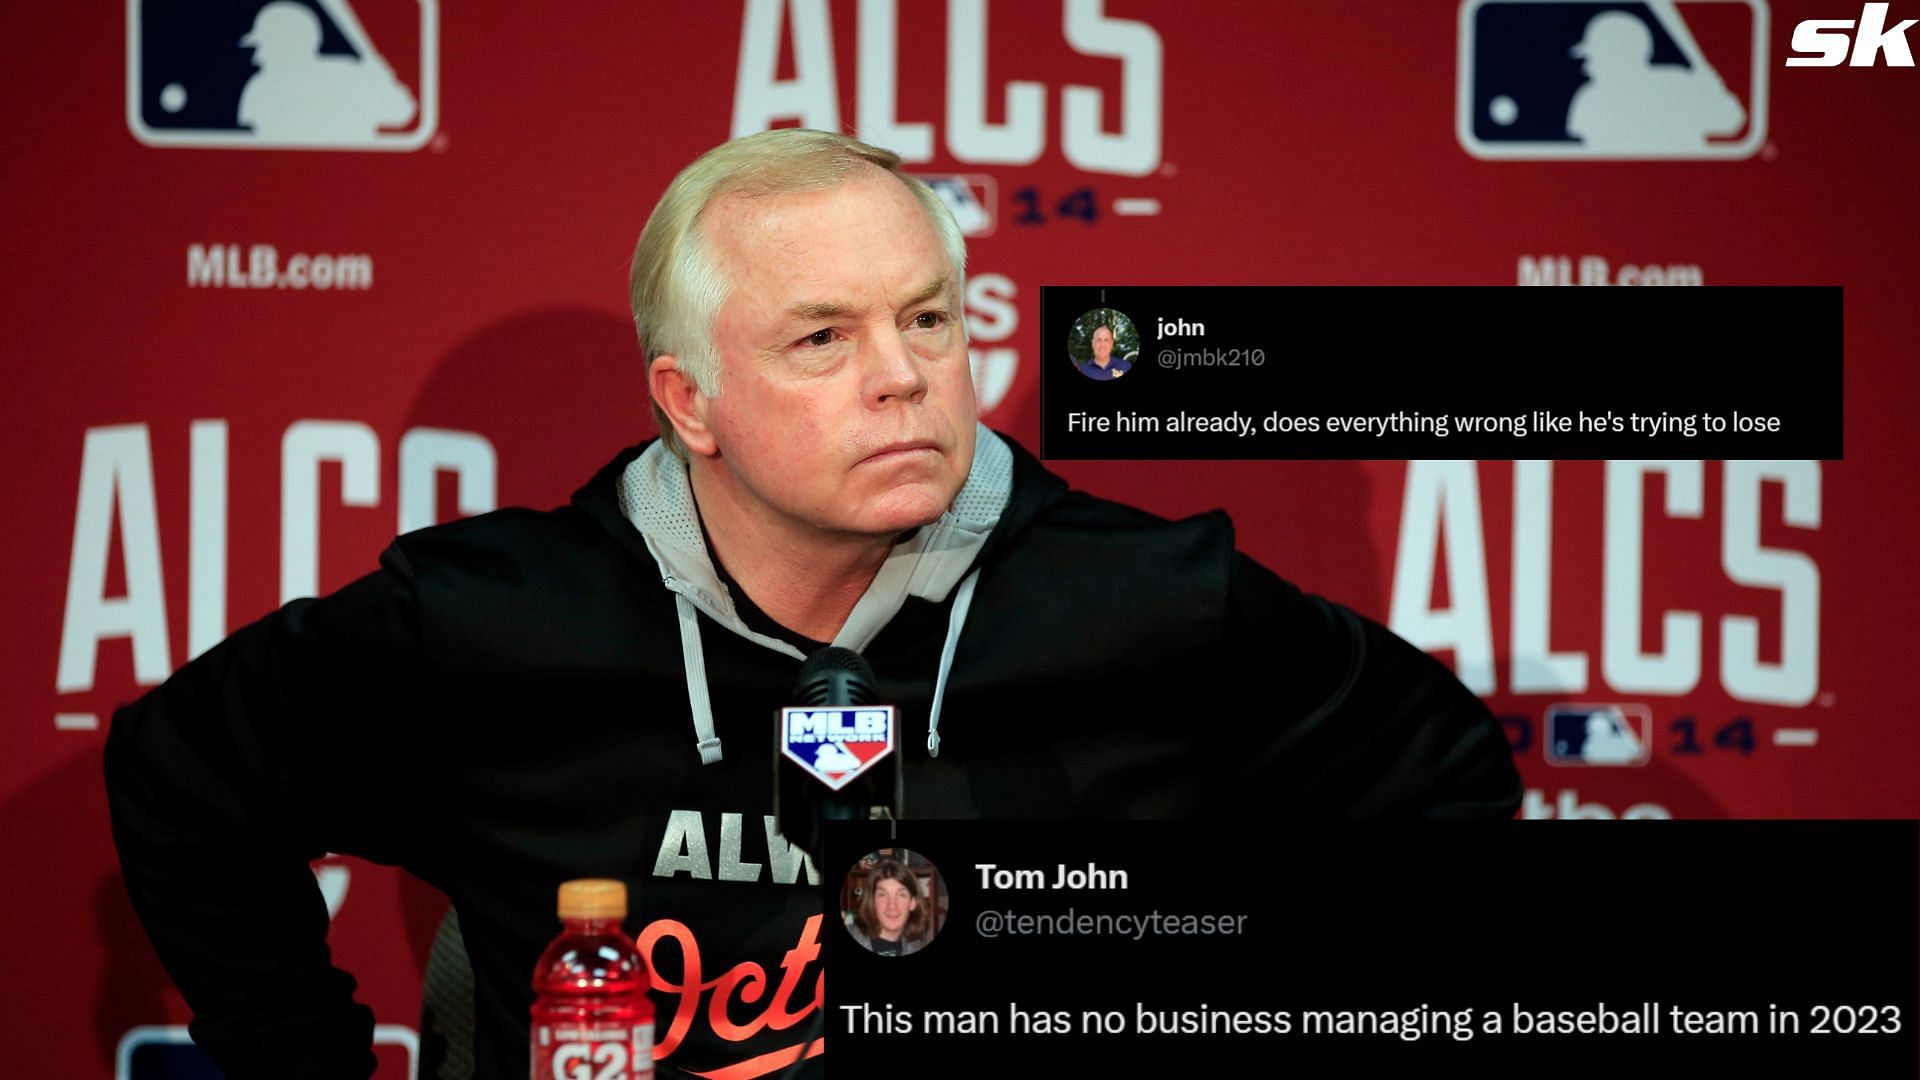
<box><xmin>649</xmin><ymin>354</ymin><xmax>719</xmax><ymax>457</ymax></box>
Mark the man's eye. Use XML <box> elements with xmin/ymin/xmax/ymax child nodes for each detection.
<box><xmin>912</xmin><ymin>311</ymin><xmax>946</xmax><ymax>329</ymax></box>
<box><xmin>801</xmin><ymin>328</ymin><xmax>835</xmax><ymax>348</ymax></box>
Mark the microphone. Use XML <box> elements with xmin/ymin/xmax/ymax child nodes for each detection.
<box><xmin>773</xmin><ymin>648</ymin><xmax>902</xmax><ymax>867</ymax></box>
<box><xmin>790</xmin><ymin>647</ymin><xmax>879</xmax><ymax>708</ymax></box>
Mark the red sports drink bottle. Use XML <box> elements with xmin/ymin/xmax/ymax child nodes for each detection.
<box><xmin>530</xmin><ymin>879</ymin><xmax>655</xmax><ymax>1080</ymax></box>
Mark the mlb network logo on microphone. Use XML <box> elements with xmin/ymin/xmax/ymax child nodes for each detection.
<box><xmin>128</xmin><ymin>0</ymin><xmax>439</xmax><ymax>150</ymax></box>
<box><xmin>781</xmin><ymin>706</ymin><xmax>896</xmax><ymax>790</ymax></box>
<box><xmin>1457</xmin><ymin>0</ymin><xmax>1770</xmax><ymax>159</ymax></box>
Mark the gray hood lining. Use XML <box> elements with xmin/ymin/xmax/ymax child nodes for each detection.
<box><xmin>617</xmin><ymin>425</ymin><xmax>1012</xmax><ymax>765</ymax></box>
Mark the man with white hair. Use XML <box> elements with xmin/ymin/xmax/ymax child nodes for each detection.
<box><xmin>106</xmin><ymin>129</ymin><xmax>1519</xmax><ymax>1079</ymax></box>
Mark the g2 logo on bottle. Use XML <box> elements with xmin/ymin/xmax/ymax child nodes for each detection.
<box><xmin>548</xmin><ymin>1038</ymin><xmax>649</xmax><ymax>1080</ymax></box>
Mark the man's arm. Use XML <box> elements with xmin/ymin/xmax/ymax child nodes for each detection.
<box><xmin>1222</xmin><ymin>552</ymin><xmax>1523</xmax><ymax>818</ymax></box>
<box><xmin>103</xmin><ymin>545</ymin><xmax>427</xmax><ymax>1077</ymax></box>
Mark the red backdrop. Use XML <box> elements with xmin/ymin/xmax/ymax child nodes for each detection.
<box><xmin>5</xmin><ymin>1</ymin><xmax>1915</xmax><ymax>1073</ymax></box>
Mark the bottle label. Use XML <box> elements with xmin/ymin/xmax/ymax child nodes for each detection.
<box><xmin>532</xmin><ymin>1021</ymin><xmax>655</xmax><ymax>1080</ymax></box>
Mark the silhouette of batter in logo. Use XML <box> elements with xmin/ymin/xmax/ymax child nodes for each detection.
<box><xmin>1578</xmin><ymin>709</ymin><xmax>1644</xmax><ymax>764</ymax></box>
<box><xmin>813</xmin><ymin>741</ymin><xmax>861</xmax><ymax>774</ymax></box>
<box><xmin>1565</xmin><ymin>10</ymin><xmax>1743</xmax><ymax>152</ymax></box>
<box><xmin>237</xmin><ymin>1</ymin><xmax>417</xmax><ymax>143</ymax></box>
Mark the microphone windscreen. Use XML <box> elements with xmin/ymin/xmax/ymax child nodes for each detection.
<box><xmin>789</xmin><ymin>647</ymin><xmax>878</xmax><ymax>706</ymax></box>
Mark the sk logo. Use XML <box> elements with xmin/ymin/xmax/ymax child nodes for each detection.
<box><xmin>128</xmin><ymin>0</ymin><xmax>439</xmax><ymax>150</ymax></box>
<box><xmin>1457</xmin><ymin>0</ymin><xmax>1769</xmax><ymax>158</ymax></box>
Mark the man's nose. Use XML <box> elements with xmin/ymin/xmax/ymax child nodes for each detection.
<box><xmin>866</xmin><ymin>329</ymin><xmax>929</xmax><ymax>406</ymax></box>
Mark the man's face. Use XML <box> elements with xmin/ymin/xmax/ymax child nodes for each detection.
<box><xmin>1091</xmin><ymin>326</ymin><xmax>1114</xmax><ymax>363</ymax></box>
<box><xmin>873</xmin><ymin>877</ymin><xmax>916</xmax><ymax>938</ymax></box>
<box><xmin>696</xmin><ymin>168</ymin><xmax>977</xmax><ymax>539</ymax></box>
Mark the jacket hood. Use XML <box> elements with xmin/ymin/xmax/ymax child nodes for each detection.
<box><xmin>569</xmin><ymin>423</ymin><xmax>1067</xmax><ymax>603</ymax></box>
<box><xmin>569</xmin><ymin>423</ymin><xmax>1066</xmax><ymax>764</ymax></box>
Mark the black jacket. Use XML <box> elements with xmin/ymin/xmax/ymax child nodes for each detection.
<box><xmin>104</xmin><ymin>435</ymin><xmax>1520</xmax><ymax>1078</ymax></box>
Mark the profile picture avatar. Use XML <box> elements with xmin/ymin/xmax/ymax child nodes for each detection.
<box><xmin>843</xmin><ymin>849</ymin><xmax>947</xmax><ymax>956</ymax></box>
<box><xmin>1069</xmin><ymin>308</ymin><xmax>1140</xmax><ymax>381</ymax></box>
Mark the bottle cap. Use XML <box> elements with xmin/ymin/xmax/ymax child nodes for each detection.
<box><xmin>557</xmin><ymin>879</ymin><xmax>627</xmax><ymax>921</ymax></box>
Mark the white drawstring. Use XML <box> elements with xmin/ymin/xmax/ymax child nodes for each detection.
<box><xmin>676</xmin><ymin>568</ymin><xmax>980</xmax><ymax>765</ymax></box>
<box><xmin>926</xmin><ymin>569</ymin><xmax>980</xmax><ymax>759</ymax></box>
<box><xmin>675</xmin><ymin>592</ymin><xmax>724</xmax><ymax>765</ymax></box>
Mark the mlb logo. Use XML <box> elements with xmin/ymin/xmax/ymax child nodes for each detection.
<box><xmin>781</xmin><ymin>706</ymin><xmax>896</xmax><ymax>791</ymax></box>
<box><xmin>1545</xmin><ymin>704</ymin><xmax>1653</xmax><ymax>766</ymax></box>
<box><xmin>128</xmin><ymin>0</ymin><xmax>439</xmax><ymax>150</ymax></box>
<box><xmin>1457</xmin><ymin>0</ymin><xmax>1768</xmax><ymax>159</ymax></box>
<box><xmin>917</xmin><ymin>174</ymin><xmax>998</xmax><ymax>238</ymax></box>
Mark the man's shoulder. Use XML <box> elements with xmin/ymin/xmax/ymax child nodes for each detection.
<box><xmin>991</xmin><ymin>451</ymin><xmax>1241</xmax><ymax>620</ymax></box>
<box><xmin>385</xmin><ymin>504</ymin><xmax>657</xmax><ymax>640</ymax></box>
<box><xmin>391</xmin><ymin>504</ymin><xmax>614</xmax><ymax>575</ymax></box>
<box><xmin>997</xmin><ymin>436</ymin><xmax>1238</xmax><ymax>564</ymax></box>
<box><xmin>1036</xmin><ymin>487</ymin><xmax>1234</xmax><ymax>553</ymax></box>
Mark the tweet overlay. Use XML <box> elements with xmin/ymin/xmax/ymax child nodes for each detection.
<box><xmin>824</xmin><ymin>821</ymin><xmax>1915</xmax><ymax>1074</ymax></box>
<box><xmin>1040</xmin><ymin>287</ymin><xmax>1842</xmax><ymax>459</ymax></box>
